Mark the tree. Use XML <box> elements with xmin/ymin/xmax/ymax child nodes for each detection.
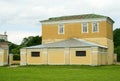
<box><xmin>0</xmin><ymin>39</ymin><xmax>6</xmax><ymax>42</ymax></box>
<box><xmin>9</xmin><ymin>36</ymin><xmax>42</xmax><ymax>60</ymax></box>
<box><xmin>9</xmin><ymin>42</ymin><xmax>19</xmax><ymax>54</ymax></box>
<box><xmin>114</xmin><ymin>46</ymin><xmax>120</xmax><ymax>61</ymax></box>
<box><xmin>114</xmin><ymin>28</ymin><xmax>120</xmax><ymax>61</ymax></box>
<box><xmin>21</xmin><ymin>36</ymin><xmax>42</xmax><ymax>47</ymax></box>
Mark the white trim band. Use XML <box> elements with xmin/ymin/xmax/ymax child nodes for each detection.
<box><xmin>21</xmin><ymin>52</ymin><xmax>27</xmax><ymax>54</ymax></box>
<box><xmin>41</xmin><ymin>18</ymin><xmax>107</xmax><ymax>24</ymax></box>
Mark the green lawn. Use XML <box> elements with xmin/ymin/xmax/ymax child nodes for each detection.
<box><xmin>0</xmin><ymin>65</ymin><xmax>120</xmax><ymax>81</ymax></box>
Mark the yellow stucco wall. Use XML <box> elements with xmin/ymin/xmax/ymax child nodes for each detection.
<box><xmin>107</xmin><ymin>22</ymin><xmax>113</xmax><ymax>39</ymax></box>
<box><xmin>0</xmin><ymin>49</ymin><xmax>4</xmax><ymax>65</ymax></box>
<box><xmin>64</xmin><ymin>48</ymin><xmax>70</xmax><ymax>64</ymax></box>
<box><xmin>91</xmin><ymin>53</ymin><xmax>98</xmax><ymax>65</ymax></box>
<box><xmin>21</xmin><ymin>54</ymin><xmax>26</xmax><ymax>64</ymax></box>
<box><xmin>107</xmin><ymin>39</ymin><xmax>114</xmax><ymax>64</ymax></box>
<box><xmin>20</xmin><ymin>47</ymin><xmax>110</xmax><ymax>65</ymax></box>
<box><xmin>101</xmin><ymin>54</ymin><xmax>107</xmax><ymax>65</ymax></box>
<box><xmin>70</xmin><ymin>48</ymin><xmax>91</xmax><ymax>65</ymax></box>
<box><xmin>4</xmin><ymin>49</ymin><xmax>8</xmax><ymax>64</ymax></box>
<box><xmin>0</xmin><ymin>48</ymin><xmax>8</xmax><ymax>66</ymax></box>
<box><xmin>42</xmin><ymin>21</ymin><xmax>113</xmax><ymax>44</ymax></box>
<box><xmin>43</xmin><ymin>48</ymin><xmax>48</xmax><ymax>64</ymax></box>
<box><xmin>20</xmin><ymin>49</ymin><xmax>27</xmax><ymax>65</ymax></box>
<box><xmin>91</xmin><ymin>47</ymin><xmax>108</xmax><ymax>65</ymax></box>
<box><xmin>84</xmin><ymin>38</ymin><xmax>114</xmax><ymax>64</ymax></box>
<box><xmin>48</xmin><ymin>49</ymin><xmax>65</xmax><ymax>65</ymax></box>
<box><xmin>84</xmin><ymin>38</ymin><xmax>108</xmax><ymax>46</ymax></box>
<box><xmin>27</xmin><ymin>49</ymin><xmax>43</xmax><ymax>64</ymax></box>
<box><xmin>21</xmin><ymin>47</ymin><xmax>102</xmax><ymax>65</ymax></box>
<box><xmin>98</xmin><ymin>53</ymin><xmax>107</xmax><ymax>65</ymax></box>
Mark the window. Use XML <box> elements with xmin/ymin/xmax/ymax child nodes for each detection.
<box><xmin>76</xmin><ymin>51</ymin><xmax>86</xmax><ymax>56</ymax></box>
<box><xmin>82</xmin><ymin>23</ymin><xmax>88</xmax><ymax>33</ymax></box>
<box><xmin>58</xmin><ymin>23</ymin><xmax>64</xmax><ymax>34</ymax></box>
<box><xmin>31</xmin><ymin>52</ymin><xmax>40</xmax><ymax>57</ymax></box>
<box><xmin>92</xmin><ymin>22</ymin><xmax>99</xmax><ymax>32</ymax></box>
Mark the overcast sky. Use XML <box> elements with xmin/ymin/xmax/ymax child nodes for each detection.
<box><xmin>0</xmin><ymin>0</ymin><xmax>120</xmax><ymax>44</ymax></box>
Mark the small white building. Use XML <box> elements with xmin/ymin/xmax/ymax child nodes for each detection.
<box><xmin>0</xmin><ymin>32</ymin><xmax>8</xmax><ymax>41</ymax></box>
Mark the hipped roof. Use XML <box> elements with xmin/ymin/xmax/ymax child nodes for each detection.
<box><xmin>41</xmin><ymin>14</ymin><xmax>114</xmax><ymax>23</ymax></box>
<box><xmin>0</xmin><ymin>42</ymin><xmax>8</xmax><ymax>48</ymax></box>
<box><xmin>26</xmin><ymin>38</ymin><xmax>107</xmax><ymax>49</ymax></box>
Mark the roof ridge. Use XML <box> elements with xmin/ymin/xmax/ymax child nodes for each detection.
<box><xmin>40</xmin><ymin>14</ymin><xmax>113</xmax><ymax>22</ymax></box>
<box><xmin>49</xmin><ymin>14</ymin><xmax>107</xmax><ymax>19</ymax></box>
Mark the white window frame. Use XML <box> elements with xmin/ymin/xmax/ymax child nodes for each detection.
<box><xmin>58</xmin><ymin>23</ymin><xmax>64</xmax><ymax>34</ymax></box>
<box><xmin>92</xmin><ymin>22</ymin><xmax>99</xmax><ymax>33</ymax></box>
<box><xmin>82</xmin><ymin>23</ymin><xmax>88</xmax><ymax>33</ymax></box>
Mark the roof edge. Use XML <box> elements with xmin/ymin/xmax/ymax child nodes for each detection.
<box><xmin>40</xmin><ymin>14</ymin><xmax>114</xmax><ymax>24</ymax></box>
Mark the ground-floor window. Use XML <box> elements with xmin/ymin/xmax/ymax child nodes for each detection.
<box><xmin>76</xmin><ymin>51</ymin><xmax>86</xmax><ymax>56</ymax></box>
<box><xmin>31</xmin><ymin>52</ymin><xmax>40</xmax><ymax>57</ymax></box>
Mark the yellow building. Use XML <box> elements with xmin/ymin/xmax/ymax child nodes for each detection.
<box><xmin>20</xmin><ymin>14</ymin><xmax>115</xmax><ymax>65</ymax></box>
<box><xmin>0</xmin><ymin>42</ymin><xmax>9</xmax><ymax>66</ymax></box>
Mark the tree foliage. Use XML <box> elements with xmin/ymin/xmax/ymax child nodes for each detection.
<box><xmin>114</xmin><ymin>28</ymin><xmax>120</xmax><ymax>61</ymax></box>
<box><xmin>0</xmin><ymin>39</ymin><xmax>6</xmax><ymax>42</ymax></box>
<box><xmin>9</xmin><ymin>36</ymin><xmax>42</xmax><ymax>60</ymax></box>
<box><xmin>9</xmin><ymin>42</ymin><xmax>19</xmax><ymax>54</ymax></box>
<box><xmin>21</xmin><ymin>36</ymin><xmax>42</xmax><ymax>47</ymax></box>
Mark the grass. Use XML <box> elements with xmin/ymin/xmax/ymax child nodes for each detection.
<box><xmin>0</xmin><ymin>65</ymin><xmax>120</xmax><ymax>81</ymax></box>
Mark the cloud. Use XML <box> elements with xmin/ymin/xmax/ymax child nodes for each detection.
<box><xmin>83</xmin><ymin>0</ymin><xmax>109</xmax><ymax>9</ymax></box>
<box><xmin>7</xmin><ymin>31</ymin><xmax>41</xmax><ymax>45</ymax></box>
<box><xmin>0</xmin><ymin>0</ymin><xmax>120</xmax><ymax>44</ymax></box>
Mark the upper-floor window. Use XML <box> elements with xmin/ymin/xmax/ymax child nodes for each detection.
<box><xmin>92</xmin><ymin>22</ymin><xmax>99</xmax><ymax>32</ymax></box>
<box><xmin>58</xmin><ymin>23</ymin><xmax>64</xmax><ymax>34</ymax></box>
<box><xmin>82</xmin><ymin>23</ymin><xmax>88</xmax><ymax>33</ymax></box>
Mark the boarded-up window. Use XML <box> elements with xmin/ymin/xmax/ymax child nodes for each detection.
<box><xmin>31</xmin><ymin>52</ymin><xmax>40</xmax><ymax>57</ymax></box>
<box><xmin>76</xmin><ymin>51</ymin><xmax>86</xmax><ymax>56</ymax></box>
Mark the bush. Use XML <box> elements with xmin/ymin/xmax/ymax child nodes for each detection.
<box><xmin>13</xmin><ymin>54</ymin><xmax>20</xmax><ymax>60</ymax></box>
<box><xmin>114</xmin><ymin>46</ymin><xmax>120</xmax><ymax>62</ymax></box>
<box><xmin>0</xmin><ymin>39</ymin><xmax>5</xmax><ymax>42</ymax></box>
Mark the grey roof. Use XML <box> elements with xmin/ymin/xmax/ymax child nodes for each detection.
<box><xmin>26</xmin><ymin>38</ymin><xmax>107</xmax><ymax>49</ymax></box>
<box><xmin>41</xmin><ymin>14</ymin><xmax>114</xmax><ymax>23</ymax></box>
<box><xmin>0</xmin><ymin>34</ymin><xmax>4</xmax><ymax>36</ymax></box>
<box><xmin>0</xmin><ymin>42</ymin><xmax>8</xmax><ymax>48</ymax></box>
<box><xmin>0</xmin><ymin>34</ymin><xmax>7</xmax><ymax>36</ymax></box>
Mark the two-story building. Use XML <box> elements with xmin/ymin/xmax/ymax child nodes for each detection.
<box><xmin>20</xmin><ymin>14</ymin><xmax>115</xmax><ymax>65</ymax></box>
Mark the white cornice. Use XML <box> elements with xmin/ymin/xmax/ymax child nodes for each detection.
<box><xmin>41</xmin><ymin>18</ymin><xmax>107</xmax><ymax>24</ymax></box>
